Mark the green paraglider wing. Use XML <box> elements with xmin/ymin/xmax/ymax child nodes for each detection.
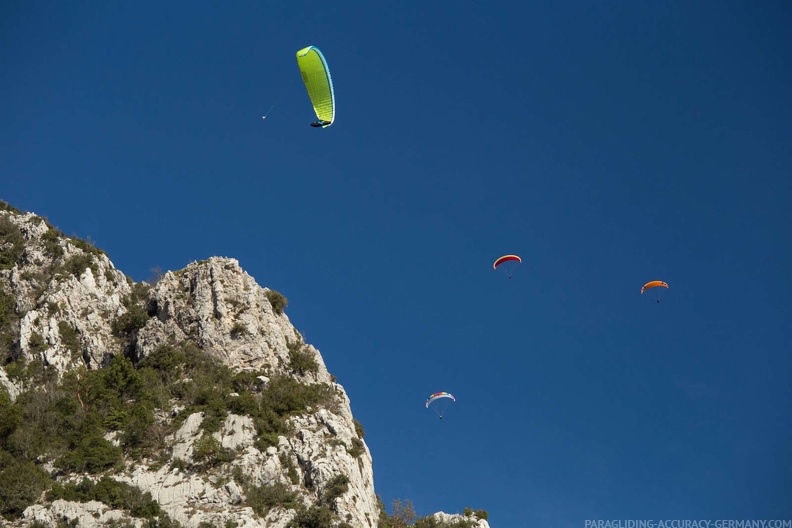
<box><xmin>296</xmin><ymin>46</ymin><xmax>335</xmax><ymax>127</ymax></box>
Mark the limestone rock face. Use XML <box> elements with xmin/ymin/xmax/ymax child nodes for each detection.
<box><xmin>1</xmin><ymin>210</ymin><xmax>131</xmax><ymax>394</ymax></box>
<box><xmin>429</xmin><ymin>512</ymin><xmax>492</xmax><ymax>528</ymax></box>
<box><xmin>1</xmin><ymin>205</ymin><xmax>489</xmax><ymax>528</ymax></box>
<box><xmin>136</xmin><ymin>257</ymin><xmax>328</xmax><ymax>379</ymax></box>
<box><xmin>1</xmin><ymin>207</ymin><xmax>379</xmax><ymax>527</ymax></box>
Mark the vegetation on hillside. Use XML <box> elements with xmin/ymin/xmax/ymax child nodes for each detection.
<box><xmin>0</xmin><ymin>339</ymin><xmax>342</xmax><ymax>522</ymax></box>
<box><xmin>378</xmin><ymin>497</ymin><xmax>489</xmax><ymax>528</ymax></box>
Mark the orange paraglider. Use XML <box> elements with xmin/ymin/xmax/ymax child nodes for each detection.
<box><xmin>641</xmin><ymin>280</ymin><xmax>668</xmax><ymax>303</ymax></box>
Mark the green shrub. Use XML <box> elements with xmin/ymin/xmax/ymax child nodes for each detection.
<box><xmin>287</xmin><ymin>505</ymin><xmax>335</xmax><ymax>528</ymax></box>
<box><xmin>321</xmin><ymin>474</ymin><xmax>349</xmax><ymax>509</ymax></box>
<box><xmin>112</xmin><ymin>304</ymin><xmax>149</xmax><ymax>337</ymax></box>
<box><xmin>230</xmin><ymin>321</ymin><xmax>249</xmax><ymax>338</ymax></box>
<box><xmin>245</xmin><ymin>481</ymin><xmax>298</xmax><ymax>516</ymax></box>
<box><xmin>104</xmin><ymin>521</ymin><xmax>136</xmax><ymax>528</ymax></box>
<box><xmin>0</xmin><ymin>389</ymin><xmax>22</xmax><ymax>444</ymax></box>
<box><xmin>121</xmin><ymin>402</ymin><xmax>156</xmax><ymax>449</ymax></box>
<box><xmin>261</xmin><ymin>376</ymin><xmax>335</xmax><ymax>415</ymax></box>
<box><xmin>3</xmin><ymin>360</ymin><xmax>26</xmax><ymax>381</ymax></box>
<box><xmin>353</xmin><ymin>419</ymin><xmax>365</xmax><ymax>439</ymax></box>
<box><xmin>138</xmin><ymin>344</ymin><xmax>187</xmax><ymax>384</ymax></box>
<box><xmin>103</xmin><ymin>408</ymin><xmax>128</xmax><ymax>430</ymax></box>
<box><xmin>27</xmin><ymin>332</ymin><xmax>46</xmax><ymax>353</ymax></box>
<box><xmin>7</xmin><ymin>426</ymin><xmax>46</xmax><ymax>462</ymax></box>
<box><xmin>56</xmin><ymin>435</ymin><xmax>123</xmax><ymax>473</ymax></box>
<box><xmin>226</xmin><ymin>391</ymin><xmax>258</xmax><ymax>415</ymax></box>
<box><xmin>69</xmin><ymin>236</ymin><xmax>106</xmax><ymax>258</ymax></box>
<box><xmin>377</xmin><ymin>495</ymin><xmax>390</xmax><ymax>527</ymax></box>
<box><xmin>279</xmin><ymin>453</ymin><xmax>300</xmax><ymax>485</ymax></box>
<box><xmin>58</xmin><ymin>322</ymin><xmax>80</xmax><ymax>357</ymax></box>
<box><xmin>170</xmin><ymin>458</ymin><xmax>188</xmax><ymax>472</ymax></box>
<box><xmin>413</xmin><ymin>516</ymin><xmax>477</xmax><ymax>528</ymax></box>
<box><xmin>0</xmin><ymin>287</ymin><xmax>19</xmax><ymax>356</ymax></box>
<box><xmin>0</xmin><ymin>287</ymin><xmax>17</xmax><ymax>329</ymax></box>
<box><xmin>63</xmin><ymin>253</ymin><xmax>98</xmax><ymax>278</ymax></box>
<box><xmin>287</xmin><ymin>341</ymin><xmax>318</xmax><ymax>375</ymax></box>
<box><xmin>41</xmin><ymin>227</ymin><xmax>63</xmax><ymax>259</ymax></box>
<box><xmin>193</xmin><ymin>388</ymin><xmax>227</xmax><ymax>433</ymax></box>
<box><xmin>142</xmin><ymin>514</ymin><xmax>182</xmax><ymax>527</ymax></box>
<box><xmin>41</xmin><ymin>228</ymin><xmax>64</xmax><ymax>258</ymax></box>
<box><xmin>230</xmin><ymin>370</ymin><xmax>264</xmax><ymax>393</ymax></box>
<box><xmin>0</xmin><ymin>216</ymin><xmax>24</xmax><ymax>270</ymax></box>
<box><xmin>0</xmin><ymin>452</ymin><xmax>51</xmax><ymax>520</ymax></box>
<box><xmin>265</xmin><ymin>289</ymin><xmax>288</xmax><ymax>315</ymax></box>
<box><xmin>99</xmin><ymin>355</ymin><xmax>147</xmax><ymax>403</ymax></box>
<box><xmin>413</xmin><ymin>518</ymin><xmax>443</xmax><ymax>528</ymax></box>
<box><xmin>48</xmin><ymin>477</ymin><xmax>161</xmax><ymax>519</ymax></box>
<box><xmin>0</xmin><ymin>201</ymin><xmax>22</xmax><ymax>214</ymax></box>
<box><xmin>379</xmin><ymin>498</ymin><xmax>416</xmax><ymax>528</ymax></box>
<box><xmin>139</xmin><ymin>344</ymin><xmax>185</xmax><ymax>370</ymax></box>
<box><xmin>126</xmin><ymin>284</ymin><xmax>151</xmax><ymax>311</ymax></box>
<box><xmin>111</xmin><ymin>287</ymin><xmax>153</xmax><ymax>338</ymax></box>
<box><xmin>347</xmin><ymin>437</ymin><xmax>365</xmax><ymax>458</ymax></box>
<box><xmin>192</xmin><ymin>434</ymin><xmax>234</xmax><ymax>467</ymax></box>
<box><xmin>252</xmin><ymin>406</ymin><xmax>290</xmax><ymax>450</ymax></box>
<box><xmin>4</xmin><ymin>383</ymin><xmax>72</xmax><ymax>461</ymax></box>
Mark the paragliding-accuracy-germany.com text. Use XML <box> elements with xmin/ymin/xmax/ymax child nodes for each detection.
<box><xmin>584</xmin><ymin>521</ymin><xmax>792</xmax><ymax>528</ymax></box>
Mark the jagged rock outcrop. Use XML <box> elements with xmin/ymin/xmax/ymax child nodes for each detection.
<box><xmin>1</xmin><ymin>207</ymin><xmax>378</xmax><ymax>527</ymax></box>
<box><xmin>429</xmin><ymin>512</ymin><xmax>491</xmax><ymax>528</ymax></box>
<box><xmin>0</xmin><ymin>210</ymin><xmax>132</xmax><ymax>386</ymax></box>
<box><xmin>137</xmin><ymin>257</ymin><xmax>322</xmax><ymax>376</ymax></box>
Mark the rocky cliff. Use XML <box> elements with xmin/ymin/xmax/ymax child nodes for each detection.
<box><xmin>0</xmin><ymin>203</ymin><xmax>490</xmax><ymax>528</ymax></box>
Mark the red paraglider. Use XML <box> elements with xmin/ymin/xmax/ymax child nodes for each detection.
<box><xmin>493</xmin><ymin>255</ymin><xmax>521</xmax><ymax>279</ymax></box>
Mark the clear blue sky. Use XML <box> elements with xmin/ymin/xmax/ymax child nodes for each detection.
<box><xmin>2</xmin><ymin>2</ymin><xmax>791</xmax><ymax>525</ymax></box>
